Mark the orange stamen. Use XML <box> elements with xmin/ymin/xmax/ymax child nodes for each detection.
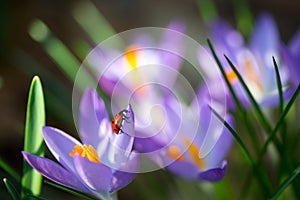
<box><xmin>69</xmin><ymin>144</ymin><xmax>100</xmax><ymax>164</ymax></box>
<box><xmin>167</xmin><ymin>145</ymin><xmax>184</xmax><ymax>161</ymax></box>
<box><xmin>184</xmin><ymin>138</ymin><xmax>205</xmax><ymax>169</ymax></box>
<box><xmin>125</xmin><ymin>45</ymin><xmax>138</xmax><ymax>69</ymax></box>
<box><xmin>226</xmin><ymin>68</ymin><xmax>238</xmax><ymax>84</ymax></box>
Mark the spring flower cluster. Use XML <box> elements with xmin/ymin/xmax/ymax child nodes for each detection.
<box><xmin>22</xmin><ymin>14</ymin><xmax>300</xmax><ymax>199</ymax></box>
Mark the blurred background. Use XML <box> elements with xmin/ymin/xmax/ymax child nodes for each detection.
<box><xmin>0</xmin><ymin>0</ymin><xmax>300</xmax><ymax>199</ymax></box>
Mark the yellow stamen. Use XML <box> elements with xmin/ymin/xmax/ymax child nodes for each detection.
<box><xmin>226</xmin><ymin>68</ymin><xmax>238</xmax><ymax>84</ymax></box>
<box><xmin>167</xmin><ymin>145</ymin><xmax>184</xmax><ymax>161</ymax></box>
<box><xmin>125</xmin><ymin>45</ymin><xmax>138</xmax><ymax>69</ymax></box>
<box><xmin>184</xmin><ymin>138</ymin><xmax>205</xmax><ymax>169</ymax></box>
<box><xmin>69</xmin><ymin>144</ymin><xmax>100</xmax><ymax>164</ymax></box>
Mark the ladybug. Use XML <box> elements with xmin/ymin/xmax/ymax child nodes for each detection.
<box><xmin>111</xmin><ymin>109</ymin><xmax>129</xmax><ymax>135</ymax></box>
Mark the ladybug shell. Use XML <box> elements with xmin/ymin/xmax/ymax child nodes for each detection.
<box><xmin>111</xmin><ymin>114</ymin><xmax>123</xmax><ymax>134</ymax></box>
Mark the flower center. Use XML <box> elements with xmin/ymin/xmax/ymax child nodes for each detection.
<box><xmin>167</xmin><ymin>138</ymin><xmax>205</xmax><ymax>169</ymax></box>
<box><xmin>244</xmin><ymin>58</ymin><xmax>262</xmax><ymax>91</ymax></box>
<box><xmin>167</xmin><ymin>145</ymin><xmax>184</xmax><ymax>161</ymax></box>
<box><xmin>125</xmin><ymin>45</ymin><xmax>138</xmax><ymax>69</ymax></box>
<box><xmin>69</xmin><ymin>144</ymin><xmax>100</xmax><ymax>164</ymax></box>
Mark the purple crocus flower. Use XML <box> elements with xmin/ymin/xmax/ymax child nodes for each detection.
<box><xmin>96</xmin><ymin>21</ymin><xmax>186</xmax><ymax>97</ymax></box>
<box><xmin>22</xmin><ymin>88</ymin><xmax>139</xmax><ymax>200</ymax></box>
<box><xmin>135</xmin><ymin>88</ymin><xmax>233</xmax><ymax>182</ymax></box>
<box><xmin>198</xmin><ymin>13</ymin><xmax>292</xmax><ymax>109</ymax></box>
<box><xmin>281</xmin><ymin>29</ymin><xmax>300</xmax><ymax>86</ymax></box>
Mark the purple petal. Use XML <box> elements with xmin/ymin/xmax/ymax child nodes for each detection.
<box><xmin>79</xmin><ymin>88</ymin><xmax>108</xmax><ymax>147</ymax></box>
<box><xmin>166</xmin><ymin>160</ymin><xmax>199</xmax><ymax>180</ymax></box>
<box><xmin>73</xmin><ymin>155</ymin><xmax>112</xmax><ymax>193</ymax></box>
<box><xmin>281</xmin><ymin>45</ymin><xmax>300</xmax><ymax>85</ymax></box>
<box><xmin>110</xmin><ymin>151</ymin><xmax>139</xmax><ymax>192</ymax></box>
<box><xmin>250</xmin><ymin>13</ymin><xmax>279</xmax><ymax>68</ymax></box>
<box><xmin>205</xmin><ymin>115</ymin><xmax>233</xmax><ymax>167</ymax></box>
<box><xmin>198</xmin><ymin>160</ymin><xmax>227</xmax><ymax>182</ymax></box>
<box><xmin>260</xmin><ymin>86</ymin><xmax>297</xmax><ymax>107</ymax></box>
<box><xmin>134</xmin><ymin>135</ymin><xmax>165</xmax><ymax>153</ymax></box>
<box><xmin>210</xmin><ymin>19</ymin><xmax>243</xmax><ymax>65</ymax></box>
<box><xmin>42</xmin><ymin>126</ymin><xmax>81</xmax><ymax>173</ymax></box>
<box><xmin>22</xmin><ymin>152</ymin><xmax>88</xmax><ymax>193</ymax></box>
<box><xmin>289</xmin><ymin>29</ymin><xmax>300</xmax><ymax>55</ymax></box>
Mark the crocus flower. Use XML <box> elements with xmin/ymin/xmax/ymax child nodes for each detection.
<box><xmin>86</xmin><ymin>21</ymin><xmax>186</xmax><ymax>136</ymax></box>
<box><xmin>198</xmin><ymin>13</ymin><xmax>292</xmax><ymax>109</ymax></box>
<box><xmin>281</xmin><ymin>29</ymin><xmax>300</xmax><ymax>86</ymax></box>
<box><xmin>22</xmin><ymin>88</ymin><xmax>139</xmax><ymax>200</ymax></box>
<box><xmin>134</xmin><ymin>88</ymin><xmax>233</xmax><ymax>181</ymax></box>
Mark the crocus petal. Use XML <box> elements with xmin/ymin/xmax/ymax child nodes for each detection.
<box><xmin>198</xmin><ymin>160</ymin><xmax>227</xmax><ymax>182</ymax></box>
<box><xmin>260</xmin><ymin>86</ymin><xmax>297</xmax><ymax>107</ymax></box>
<box><xmin>42</xmin><ymin>126</ymin><xmax>81</xmax><ymax>173</ymax></box>
<box><xmin>79</xmin><ymin>88</ymin><xmax>108</xmax><ymax>147</ymax></box>
<box><xmin>281</xmin><ymin>45</ymin><xmax>300</xmax><ymax>85</ymax></box>
<box><xmin>110</xmin><ymin>151</ymin><xmax>139</xmax><ymax>192</ymax></box>
<box><xmin>160</xmin><ymin>21</ymin><xmax>185</xmax><ymax>72</ymax></box>
<box><xmin>166</xmin><ymin>160</ymin><xmax>199</xmax><ymax>180</ymax></box>
<box><xmin>22</xmin><ymin>152</ymin><xmax>88</xmax><ymax>193</ymax></box>
<box><xmin>250</xmin><ymin>13</ymin><xmax>279</xmax><ymax>68</ymax></box>
<box><xmin>289</xmin><ymin>29</ymin><xmax>300</xmax><ymax>55</ymax></box>
<box><xmin>74</xmin><ymin>155</ymin><xmax>112</xmax><ymax>193</ymax></box>
<box><xmin>205</xmin><ymin>115</ymin><xmax>233</xmax><ymax>167</ymax></box>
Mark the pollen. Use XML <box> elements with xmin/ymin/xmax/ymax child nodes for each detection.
<box><xmin>69</xmin><ymin>144</ymin><xmax>100</xmax><ymax>164</ymax></box>
<box><xmin>226</xmin><ymin>68</ymin><xmax>238</xmax><ymax>84</ymax></box>
<box><xmin>167</xmin><ymin>145</ymin><xmax>184</xmax><ymax>161</ymax></box>
<box><xmin>125</xmin><ymin>45</ymin><xmax>138</xmax><ymax>69</ymax></box>
<box><xmin>184</xmin><ymin>138</ymin><xmax>205</xmax><ymax>169</ymax></box>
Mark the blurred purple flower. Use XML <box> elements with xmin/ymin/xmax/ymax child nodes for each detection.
<box><xmin>135</xmin><ymin>89</ymin><xmax>233</xmax><ymax>182</ymax></box>
<box><xmin>22</xmin><ymin>88</ymin><xmax>139</xmax><ymax>200</ymax></box>
<box><xmin>97</xmin><ymin>21</ymin><xmax>186</xmax><ymax>97</ymax></box>
<box><xmin>199</xmin><ymin>13</ymin><xmax>293</xmax><ymax>109</ymax></box>
<box><xmin>281</xmin><ymin>29</ymin><xmax>300</xmax><ymax>86</ymax></box>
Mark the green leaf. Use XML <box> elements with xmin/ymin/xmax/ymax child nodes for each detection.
<box><xmin>270</xmin><ymin>164</ymin><xmax>300</xmax><ymax>200</ymax></box>
<box><xmin>197</xmin><ymin>0</ymin><xmax>218</xmax><ymax>25</ymax></box>
<box><xmin>72</xmin><ymin>1</ymin><xmax>117</xmax><ymax>44</ymax></box>
<box><xmin>207</xmin><ymin>39</ymin><xmax>260</xmax><ymax>152</ymax></box>
<box><xmin>209</xmin><ymin>106</ymin><xmax>271</xmax><ymax>196</ymax></box>
<box><xmin>233</xmin><ymin>0</ymin><xmax>253</xmax><ymax>38</ymax></box>
<box><xmin>259</xmin><ymin>84</ymin><xmax>300</xmax><ymax>161</ymax></box>
<box><xmin>28</xmin><ymin>19</ymin><xmax>94</xmax><ymax>92</ymax></box>
<box><xmin>21</xmin><ymin>76</ymin><xmax>45</xmax><ymax>198</ymax></box>
<box><xmin>3</xmin><ymin>178</ymin><xmax>20</xmax><ymax>200</ymax></box>
<box><xmin>273</xmin><ymin>56</ymin><xmax>284</xmax><ymax>113</ymax></box>
<box><xmin>224</xmin><ymin>55</ymin><xmax>272</xmax><ymax>133</ymax></box>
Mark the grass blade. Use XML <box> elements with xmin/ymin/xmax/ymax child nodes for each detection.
<box><xmin>21</xmin><ymin>76</ymin><xmax>45</xmax><ymax>198</ymax></box>
<box><xmin>259</xmin><ymin>84</ymin><xmax>300</xmax><ymax>160</ymax></box>
<box><xmin>72</xmin><ymin>1</ymin><xmax>116</xmax><ymax>44</ymax></box>
<box><xmin>3</xmin><ymin>178</ymin><xmax>20</xmax><ymax>200</ymax></box>
<box><xmin>270</xmin><ymin>165</ymin><xmax>300</xmax><ymax>200</ymax></box>
<box><xmin>28</xmin><ymin>19</ymin><xmax>94</xmax><ymax>92</ymax></box>
<box><xmin>224</xmin><ymin>55</ymin><xmax>272</xmax><ymax>133</ymax></box>
<box><xmin>45</xmin><ymin>180</ymin><xmax>97</xmax><ymax>200</ymax></box>
<box><xmin>197</xmin><ymin>0</ymin><xmax>218</xmax><ymax>25</ymax></box>
<box><xmin>273</xmin><ymin>56</ymin><xmax>284</xmax><ymax>113</ymax></box>
<box><xmin>207</xmin><ymin>39</ymin><xmax>260</xmax><ymax>152</ymax></box>
<box><xmin>209</xmin><ymin>106</ymin><xmax>271</xmax><ymax>196</ymax></box>
<box><xmin>233</xmin><ymin>0</ymin><xmax>253</xmax><ymax>38</ymax></box>
<box><xmin>0</xmin><ymin>157</ymin><xmax>20</xmax><ymax>181</ymax></box>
